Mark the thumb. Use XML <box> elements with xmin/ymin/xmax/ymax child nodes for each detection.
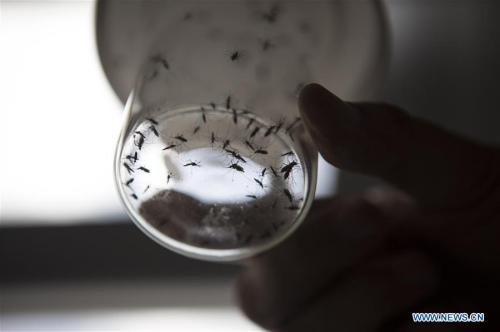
<box><xmin>298</xmin><ymin>83</ymin><xmax>500</xmax><ymax>210</ymax></box>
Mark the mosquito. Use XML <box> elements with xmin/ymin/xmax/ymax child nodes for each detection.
<box><xmin>245</xmin><ymin>140</ymin><xmax>255</xmax><ymax>151</ymax></box>
<box><xmin>280</xmin><ymin>161</ymin><xmax>298</xmax><ymax>173</ymax></box>
<box><xmin>201</xmin><ymin>107</ymin><xmax>207</xmax><ymax>123</ymax></box>
<box><xmin>184</xmin><ymin>161</ymin><xmax>201</xmax><ymax>167</ymax></box>
<box><xmin>162</xmin><ymin>144</ymin><xmax>177</xmax><ymax>150</ymax></box>
<box><xmin>134</xmin><ymin>131</ymin><xmax>146</xmax><ymax>139</ymax></box>
<box><xmin>174</xmin><ymin>134</ymin><xmax>187</xmax><ymax>143</ymax></box>
<box><xmin>254</xmin><ymin>149</ymin><xmax>268</xmax><ymax>155</ymax></box>
<box><xmin>135</xmin><ymin>135</ymin><xmax>145</xmax><ymax>150</ymax></box>
<box><xmin>260</xmin><ymin>4</ymin><xmax>280</xmax><ymax>24</ymax></box>
<box><xmin>143</xmin><ymin>185</ymin><xmax>150</xmax><ymax>193</ymax></box>
<box><xmin>246</xmin><ymin>194</ymin><xmax>258</xmax><ymax>199</ymax></box>
<box><xmin>225</xmin><ymin>148</ymin><xmax>246</xmax><ymax>163</ymax></box>
<box><xmin>145</xmin><ymin>117</ymin><xmax>159</xmax><ymax>125</ymax></box>
<box><xmin>226</xmin><ymin>49</ymin><xmax>245</xmax><ymax>62</ymax></box>
<box><xmin>131</xmin><ymin>193</ymin><xmax>138</xmax><ymax>200</ymax></box>
<box><xmin>246</xmin><ymin>118</ymin><xmax>255</xmax><ymax>130</ymax></box>
<box><xmin>137</xmin><ymin>166</ymin><xmax>150</xmax><ymax>173</ymax></box>
<box><xmin>183</xmin><ymin>160</ymin><xmax>201</xmax><ymax>174</ymax></box>
<box><xmin>149</xmin><ymin>125</ymin><xmax>159</xmax><ymax>137</ymax></box>
<box><xmin>210</xmin><ymin>132</ymin><xmax>216</xmax><ymax>146</ymax></box>
<box><xmin>193</xmin><ymin>125</ymin><xmax>201</xmax><ymax>134</ymax></box>
<box><xmin>270</xmin><ymin>166</ymin><xmax>278</xmax><ymax>177</ymax></box>
<box><xmin>232</xmin><ymin>108</ymin><xmax>238</xmax><ymax>124</ymax></box>
<box><xmin>125</xmin><ymin>178</ymin><xmax>134</xmax><ymax>188</ymax></box>
<box><xmin>222</xmin><ymin>139</ymin><xmax>231</xmax><ymax>150</ymax></box>
<box><xmin>124</xmin><ymin>163</ymin><xmax>134</xmax><ymax>174</ymax></box>
<box><xmin>167</xmin><ymin>172</ymin><xmax>173</xmax><ymax>184</ymax></box>
<box><xmin>274</xmin><ymin>117</ymin><xmax>286</xmax><ymax>133</ymax></box>
<box><xmin>150</xmin><ymin>55</ymin><xmax>169</xmax><ymax>71</ymax></box>
<box><xmin>250</xmin><ymin>126</ymin><xmax>260</xmax><ymax>138</ymax></box>
<box><xmin>225</xmin><ymin>95</ymin><xmax>232</xmax><ymax>109</ymax></box>
<box><xmin>284</xmin><ymin>189</ymin><xmax>293</xmax><ymax>203</ymax></box>
<box><xmin>125</xmin><ymin>154</ymin><xmax>136</xmax><ymax>163</ymax></box>
<box><xmin>264</xmin><ymin>126</ymin><xmax>276</xmax><ymax>137</ymax></box>
<box><xmin>281</xmin><ymin>151</ymin><xmax>294</xmax><ymax>157</ymax></box>
<box><xmin>281</xmin><ymin>161</ymin><xmax>299</xmax><ymax>180</ymax></box>
<box><xmin>261</xmin><ymin>168</ymin><xmax>267</xmax><ymax>177</ymax></box>
<box><xmin>254</xmin><ymin>178</ymin><xmax>264</xmax><ymax>189</ymax></box>
<box><xmin>228</xmin><ymin>162</ymin><xmax>244</xmax><ymax>173</ymax></box>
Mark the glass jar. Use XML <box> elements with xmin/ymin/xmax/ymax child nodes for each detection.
<box><xmin>110</xmin><ymin>1</ymin><xmax>386</xmax><ymax>261</ymax></box>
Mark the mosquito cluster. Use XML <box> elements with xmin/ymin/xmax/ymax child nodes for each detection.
<box><xmin>121</xmin><ymin>116</ymin><xmax>163</xmax><ymax>200</ymax></box>
<box><xmin>128</xmin><ymin>2</ymin><xmax>324</xmax><ymax>247</ymax></box>
<box><xmin>121</xmin><ymin>107</ymin><xmax>306</xmax><ymax>242</ymax></box>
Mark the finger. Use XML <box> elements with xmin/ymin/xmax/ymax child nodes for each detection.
<box><xmin>298</xmin><ymin>83</ymin><xmax>500</xmax><ymax>209</ymax></box>
<box><xmin>281</xmin><ymin>251</ymin><xmax>438</xmax><ymax>332</ymax></box>
<box><xmin>235</xmin><ymin>195</ymin><xmax>393</xmax><ymax>330</ymax></box>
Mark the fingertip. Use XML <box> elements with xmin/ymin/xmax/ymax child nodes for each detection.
<box><xmin>298</xmin><ymin>83</ymin><xmax>360</xmax><ymax>128</ymax></box>
<box><xmin>297</xmin><ymin>83</ymin><xmax>364</xmax><ymax>169</ymax></box>
<box><xmin>297</xmin><ymin>82</ymin><xmax>326</xmax><ymax>104</ymax></box>
<box><xmin>298</xmin><ymin>83</ymin><xmax>333</xmax><ymax>126</ymax></box>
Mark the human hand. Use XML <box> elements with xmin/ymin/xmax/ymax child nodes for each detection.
<box><xmin>235</xmin><ymin>83</ymin><xmax>500</xmax><ymax>331</ymax></box>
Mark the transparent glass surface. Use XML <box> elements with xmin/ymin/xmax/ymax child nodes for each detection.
<box><xmin>114</xmin><ymin>1</ymin><xmax>322</xmax><ymax>260</ymax></box>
